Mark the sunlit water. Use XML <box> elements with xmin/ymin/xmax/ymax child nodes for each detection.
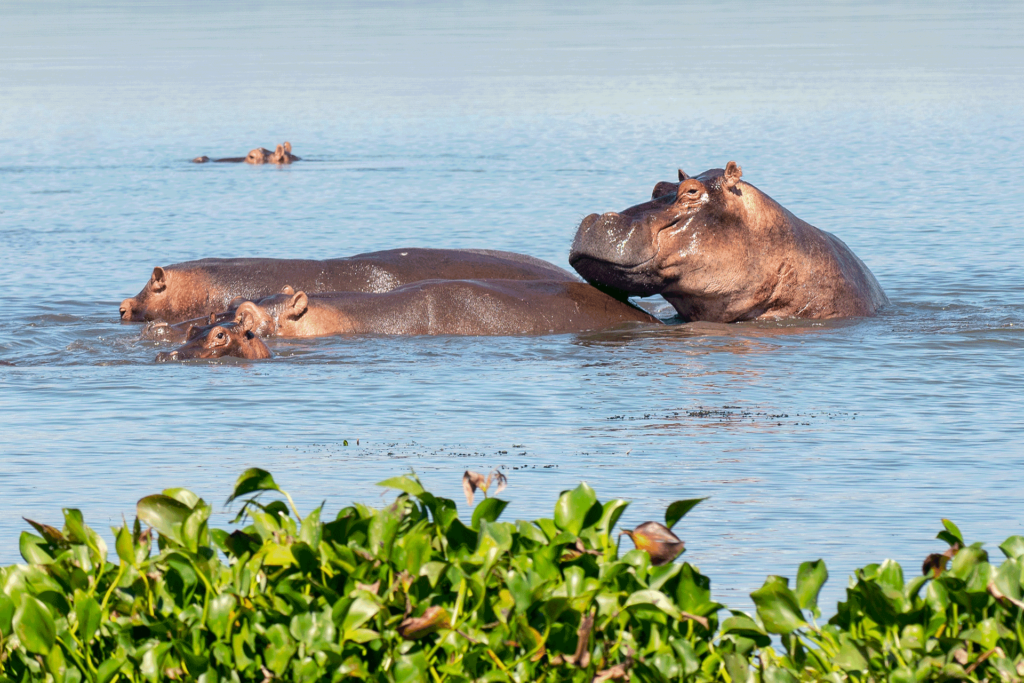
<box><xmin>1</xmin><ymin>1</ymin><xmax>1022</xmax><ymax>613</ymax></box>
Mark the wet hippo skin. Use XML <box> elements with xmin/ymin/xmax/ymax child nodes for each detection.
<box><xmin>569</xmin><ymin>162</ymin><xmax>888</xmax><ymax>322</ymax></box>
<box><xmin>121</xmin><ymin>249</ymin><xmax>578</xmax><ymax>323</ymax></box>
<box><xmin>192</xmin><ymin>142</ymin><xmax>300</xmax><ymax>165</ymax></box>
<box><xmin>155</xmin><ymin>279</ymin><xmax>660</xmax><ymax>360</ymax></box>
<box><xmin>155</xmin><ymin>318</ymin><xmax>271</xmax><ymax>362</ymax></box>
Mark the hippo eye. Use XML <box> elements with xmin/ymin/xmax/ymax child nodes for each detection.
<box><xmin>216</xmin><ymin>332</ymin><xmax>224</xmax><ymax>339</ymax></box>
<box><xmin>687</xmin><ymin>187</ymin><xmax>698</xmax><ymax>195</ymax></box>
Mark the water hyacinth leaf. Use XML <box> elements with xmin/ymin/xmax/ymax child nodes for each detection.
<box><xmin>665</xmin><ymin>498</ymin><xmax>707</xmax><ymax>530</ymax></box>
<box><xmin>795</xmin><ymin>559</ymin><xmax>828</xmax><ymax>614</ymax></box>
<box><xmin>950</xmin><ymin>544</ymin><xmax>988</xmax><ymax>579</ymax></box>
<box><xmin>999</xmin><ymin>535</ymin><xmax>1024</xmax><ymax>559</ymax></box>
<box><xmin>207</xmin><ymin>593</ymin><xmax>236</xmax><ymax>640</ymax></box>
<box><xmin>182</xmin><ymin>501</ymin><xmax>212</xmax><ymax>552</ymax></box>
<box><xmin>554</xmin><ymin>482</ymin><xmax>598</xmax><ymax>535</ymax></box>
<box><xmin>299</xmin><ymin>503</ymin><xmax>322</xmax><ymax>548</ymax></box>
<box><xmin>472</xmin><ymin>497</ymin><xmax>509</xmax><ymax>529</ymax></box>
<box><xmin>751</xmin><ymin>576</ymin><xmax>806</xmax><ymax>634</ymax></box>
<box><xmin>962</xmin><ymin>617</ymin><xmax>1000</xmax><ymax>650</ymax></box>
<box><xmin>377</xmin><ymin>475</ymin><xmax>425</xmax><ymax>498</ymax></box>
<box><xmin>937</xmin><ymin>519</ymin><xmax>965</xmax><ymax>547</ymax></box>
<box><xmin>342</xmin><ymin>596</ymin><xmax>380</xmax><ymax>633</ymax></box>
<box><xmin>227</xmin><ymin>467</ymin><xmax>281</xmax><ymax>503</ymax></box>
<box><xmin>141</xmin><ymin>642</ymin><xmax>173</xmax><ymax>683</ymax></box>
<box><xmin>114</xmin><ymin>524</ymin><xmax>135</xmax><ymax>565</ymax></box>
<box><xmin>23</xmin><ymin>518</ymin><xmax>67</xmax><ymax>546</ymax></box>
<box><xmin>624</xmin><ymin>589</ymin><xmax>683</xmax><ymax>620</ymax></box>
<box><xmin>833</xmin><ymin>635</ymin><xmax>869</xmax><ymax>672</ymax></box>
<box><xmin>162</xmin><ymin>487</ymin><xmax>200</xmax><ymax>509</ymax></box>
<box><xmin>596</xmin><ymin>498</ymin><xmax>630</xmax><ymax>538</ymax></box>
<box><xmin>394</xmin><ymin>650</ymin><xmax>429</xmax><ymax>683</ymax></box>
<box><xmin>13</xmin><ymin>594</ymin><xmax>56</xmax><ymax>654</ymax></box>
<box><xmin>96</xmin><ymin>656</ymin><xmax>125</xmax><ymax>683</ymax></box>
<box><xmin>74</xmin><ymin>589</ymin><xmax>100</xmax><ymax>643</ymax></box>
<box><xmin>137</xmin><ymin>494</ymin><xmax>192</xmax><ymax>545</ymax></box>
<box><xmin>0</xmin><ymin>594</ymin><xmax>14</xmax><ymax>635</ymax></box>
<box><xmin>19</xmin><ymin>532</ymin><xmax>54</xmax><ymax>565</ymax></box>
<box><xmin>62</xmin><ymin>508</ymin><xmax>89</xmax><ymax>545</ymax></box>
<box><xmin>264</xmin><ymin>623</ymin><xmax>297</xmax><ymax>674</ymax></box>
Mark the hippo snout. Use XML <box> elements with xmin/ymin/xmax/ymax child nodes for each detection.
<box><xmin>155</xmin><ymin>350</ymin><xmax>180</xmax><ymax>362</ymax></box>
<box><xmin>119</xmin><ymin>298</ymin><xmax>136</xmax><ymax>321</ymax></box>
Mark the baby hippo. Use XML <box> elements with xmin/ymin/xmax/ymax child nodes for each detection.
<box><xmin>155</xmin><ymin>318</ymin><xmax>271</xmax><ymax>362</ymax></box>
<box><xmin>155</xmin><ymin>279</ymin><xmax>659</xmax><ymax>361</ymax></box>
<box><xmin>192</xmin><ymin>142</ymin><xmax>300</xmax><ymax>165</ymax></box>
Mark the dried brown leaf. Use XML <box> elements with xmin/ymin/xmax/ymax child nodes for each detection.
<box><xmin>463</xmin><ymin>470</ymin><xmax>487</xmax><ymax>506</ymax></box>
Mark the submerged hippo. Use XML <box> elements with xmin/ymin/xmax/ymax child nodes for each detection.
<box><xmin>156</xmin><ymin>279</ymin><xmax>659</xmax><ymax>360</ymax></box>
<box><xmin>569</xmin><ymin>162</ymin><xmax>888</xmax><ymax>322</ymax></box>
<box><xmin>155</xmin><ymin>318</ymin><xmax>270</xmax><ymax>362</ymax></box>
<box><xmin>120</xmin><ymin>249</ymin><xmax>577</xmax><ymax>323</ymax></box>
<box><xmin>192</xmin><ymin>142</ymin><xmax>300</xmax><ymax>165</ymax></box>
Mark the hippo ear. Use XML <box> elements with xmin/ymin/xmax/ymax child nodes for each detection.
<box><xmin>151</xmin><ymin>267</ymin><xmax>167</xmax><ymax>292</ymax></box>
<box><xmin>234</xmin><ymin>301</ymin><xmax>261</xmax><ymax>330</ymax></box>
<box><xmin>209</xmin><ymin>313</ymin><xmax>217</xmax><ymax>325</ymax></box>
<box><xmin>723</xmin><ymin>161</ymin><xmax>743</xmax><ymax>189</ymax></box>
<box><xmin>280</xmin><ymin>285</ymin><xmax>295</xmax><ymax>295</ymax></box>
<box><xmin>288</xmin><ymin>292</ymin><xmax>309</xmax><ymax>317</ymax></box>
<box><xmin>283</xmin><ymin>141</ymin><xmax>292</xmax><ymax>153</ymax></box>
<box><xmin>678</xmin><ymin>169</ymin><xmax>690</xmax><ymax>181</ymax></box>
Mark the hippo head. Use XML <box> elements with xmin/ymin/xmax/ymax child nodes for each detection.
<box><xmin>245</xmin><ymin>147</ymin><xmax>273</xmax><ymax>165</ymax></box>
<box><xmin>155</xmin><ymin>316</ymin><xmax>271</xmax><ymax>362</ymax></box>
<box><xmin>570</xmin><ymin>162</ymin><xmax>783</xmax><ymax>322</ymax></box>
<box><xmin>121</xmin><ymin>266</ymin><xmax>174</xmax><ymax>322</ymax></box>
<box><xmin>233</xmin><ymin>287</ymin><xmax>317</xmax><ymax>337</ymax></box>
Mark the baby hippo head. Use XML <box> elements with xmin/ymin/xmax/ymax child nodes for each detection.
<box><xmin>155</xmin><ymin>316</ymin><xmax>270</xmax><ymax>362</ymax></box>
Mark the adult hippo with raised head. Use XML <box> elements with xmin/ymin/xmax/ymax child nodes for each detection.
<box><xmin>569</xmin><ymin>162</ymin><xmax>888</xmax><ymax>322</ymax></box>
<box><xmin>120</xmin><ymin>248</ymin><xmax>578</xmax><ymax>323</ymax></box>
<box><xmin>155</xmin><ymin>279</ymin><xmax>659</xmax><ymax>360</ymax></box>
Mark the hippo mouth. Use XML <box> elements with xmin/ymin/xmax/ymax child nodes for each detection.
<box><xmin>568</xmin><ymin>253</ymin><xmax>664</xmax><ymax>298</ymax></box>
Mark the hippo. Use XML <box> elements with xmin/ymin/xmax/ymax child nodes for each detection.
<box><xmin>569</xmin><ymin>162</ymin><xmax>888</xmax><ymax>322</ymax></box>
<box><xmin>155</xmin><ymin>279</ymin><xmax>660</xmax><ymax>360</ymax></box>
<box><xmin>120</xmin><ymin>249</ymin><xmax>578</xmax><ymax>324</ymax></box>
<box><xmin>192</xmin><ymin>142</ymin><xmax>300</xmax><ymax>165</ymax></box>
<box><xmin>155</xmin><ymin>318</ymin><xmax>271</xmax><ymax>362</ymax></box>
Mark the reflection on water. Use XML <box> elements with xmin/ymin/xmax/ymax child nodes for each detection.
<box><xmin>1</xmin><ymin>0</ymin><xmax>1023</xmax><ymax>614</ymax></box>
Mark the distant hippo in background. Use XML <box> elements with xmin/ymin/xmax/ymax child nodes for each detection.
<box><xmin>120</xmin><ymin>249</ymin><xmax>578</xmax><ymax>323</ymax></box>
<box><xmin>569</xmin><ymin>162</ymin><xmax>888</xmax><ymax>322</ymax></box>
<box><xmin>155</xmin><ymin>279</ymin><xmax>659</xmax><ymax>360</ymax></box>
<box><xmin>192</xmin><ymin>142</ymin><xmax>300</xmax><ymax>165</ymax></box>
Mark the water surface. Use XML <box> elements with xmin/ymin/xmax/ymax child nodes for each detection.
<box><xmin>1</xmin><ymin>0</ymin><xmax>1022</xmax><ymax>612</ymax></box>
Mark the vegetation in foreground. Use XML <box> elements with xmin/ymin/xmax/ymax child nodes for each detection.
<box><xmin>2</xmin><ymin>469</ymin><xmax>1024</xmax><ymax>682</ymax></box>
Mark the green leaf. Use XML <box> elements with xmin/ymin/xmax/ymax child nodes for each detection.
<box><xmin>665</xmin><ymin>498</ymin><xmax>707</xmax><ymax>530</ymax></box>
<box><xmin>19</xmin><ymin>532</ymin><xmax>54</xmax><ymax>565</ymax></box>
<box><xmin>141</xmin><ymin>642</ymin><xmax>173</xmax><ymax>683</ymax></box>
<box><xmin>999</xmin><ymin>535</ymin><xmax>1024</xmax><ymax>559</ymax></box>
<box><xmin>114</xmin><ymin>524</ymin><xmax>135</xmax><ymax>566</ymax></box>
<box><xmin>13</xmin><ymin>594</ymin><xmax>56</xmax><ymax>654</ymax></box>
<box><xmin>162</xmin><ymin>487</ymin><xmax>200</xmax><ymax>509</ymax></box>
<box><xmin>97</xmin><ymin>656</ymin><xmax>126</xmax><ymax>683</ymax></box>
<box><xmin>833</xmin><ymin>635</ymin><xmax>868</xmax><ymax>671</ymax></box>
<box><xmin>376</xmin><ymin>475</ymin><xmax>425</xmax><ymax>497</ymax></box>
<box><xmin>963</xmin><ymin>617</ymin><xmax>1000</xmax><ymax>651</ymax></box>
<box><xmin>596</xmin><ymin>498</ymin><xmax>630</xmax><ymax>538</ymax></box>
<box><xmin>937</xmin><ymin>518</ymin><xmax>964</xmax><ymax>548</ymax></box>
<box><xmin>554</xmin><ymin>482</ymin><xmax>597</xmax><ymax>535</ymax></box>
<box><xmin>226</xmin><ymin>468</ymin><xmax>281</xmax><ymax>503</ymax></box>
<box><xmin>0</xmin><ymin>594</ymin><xmax>15</xmax><ymax>636</ymax></box>
<box><xmin>299</xmin><ymin>504</ymin><xmax>323</xmax><ymax>548</ymax></box>
<box><xmin>795</xmin><ymin>559</ymin><xmax>828</xmax><ymax>615</ymax></box>
<box><xmin>342</xmin><ymin>596</ymin><xmax>380</xmax><ymax>634</ymax></box>
<box><xmin>471</xmin><ymin>498</ymin><xmax>508</xmax><ymax>529</ymax></box>
<box><xmin>73</xmin><ymin>590</ymin><xmax>100</xmax><ymax>643</ymax></box>
<box><xmin>264</xmin><ymin>623</ymin><xmax>296</xmax><ymax>674</ymax></box>
<box><xmin>750</xmin><ymin>576</ymin><xmax>806</xmax><ymax>634</ymax></box>
<box><xmin>62</xmin><ymin>508</ymin><xmax>89</xmax><ymax>544</ymax></box>
<box><xmin>207</xmin><ymin>594</ymin><xmax>236</xmax><ymax>640</ymax></box>
<box><xmin>137</xmin><ymin>494</ymin><xmax>192</xmax><ymax>545</ymax></box>
<box><xmin>624</xmin><ymin>589</ymin><xmax>683</xmax><ymax>620</ymax></box>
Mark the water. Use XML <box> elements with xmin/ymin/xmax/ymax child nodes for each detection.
<box><xmin>1</xmin><ymin>1</ymin><xmax>1023</xmax><ymax>613</ymax></box>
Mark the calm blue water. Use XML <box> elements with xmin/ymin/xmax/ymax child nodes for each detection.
<box><xmin>1</xmin><ymin>1</ymin><xmax>1022</xmax><ymax>612</ymax></box>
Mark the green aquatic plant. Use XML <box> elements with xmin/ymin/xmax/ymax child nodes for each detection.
<box><xmin>1</xmin><ymin>469</ymin><xmax>1023</xmax><ymax>682</ymax></box>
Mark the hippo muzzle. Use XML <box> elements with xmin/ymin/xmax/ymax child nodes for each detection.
<box><xmin>155</xmin><ymin>320</ymin><xmax>271</xmax><ymax>362</ymax></box>
<box><xmin>569</xmin><ymin>212</ymin><xmax>665</xmax><ymax>297</ymax></box>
